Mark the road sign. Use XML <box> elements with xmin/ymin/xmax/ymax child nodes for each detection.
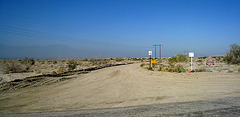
<box><xmin>189</xmin><ymin>52</ymin><xmax>194</xmax><ymax>57</ymax></box>
<box><xmin>206</xmin><ymin>56</ymin><xmax>215</xmax><ymax>65</ymax></box>
<box><xmin>189</xmin><ymin>52</ymin><xmax>194</xmax><ymax>71</ymax></box>
<box><xmin>151</xmin><ymin>60</ymin><xmax>157</xmax><ymax>64</ymax></box>
<box><xmin>149</xmin><ymin>51</ymin><xmax>152</xmax><ymax>56</ymax></box>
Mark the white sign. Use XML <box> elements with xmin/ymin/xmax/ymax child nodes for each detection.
<box><xmin>189</xmin><ymin>52</ymin><xmax>194</xmax><ymax>57</ymax></box>
<box><xmin>149</xmin><ymin>51</ymin><xmax>152</xmax><ymax>56</ymax></box>
<box><xmin>189</xmin><ymin>52</ymin><xmax>194</xmax><ymax>71</ymax></box>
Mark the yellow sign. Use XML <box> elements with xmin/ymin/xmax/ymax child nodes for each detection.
<box><xmin>151</xmin><ymin>60</ymin><xmax>157</xmax><ymax>64</ymax></box>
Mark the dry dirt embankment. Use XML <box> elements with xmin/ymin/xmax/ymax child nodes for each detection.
<box><xmin>0</xmin><ymin>63</ymin><xmax>240</xmax><ymax>114</ymax></box>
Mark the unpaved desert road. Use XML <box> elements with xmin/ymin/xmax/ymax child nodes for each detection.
<box><xmin>0</xmin><ymin>63</ymin><xmax>240</xmax><ymax>114</ymax></box>
<box><xmin>1</xmin><ymin>96</ymin><xmax>240</xmax><ymax>116</ymax></box>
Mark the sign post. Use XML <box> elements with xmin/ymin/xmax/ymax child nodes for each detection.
<box><xmin>149</xmin><ymin>51</ymin><xmax>152</xmax><ymax>67</ymax></box>
<box><xmin>206</xmin><ymin>56</ymin><xmax>215</xmax><ymax>72</ymax></box>
<box><xmin>189</xmin><ymin>52</ymin><xmax>194</xmax><ymax>72</ymax></box>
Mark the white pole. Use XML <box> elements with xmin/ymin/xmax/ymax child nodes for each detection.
<box><xmin>191</xmin><ymin>57</ymin><xmax>193</xmax><ymax>71</ymax></box>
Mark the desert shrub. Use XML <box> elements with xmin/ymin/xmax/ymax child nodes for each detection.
<box><xmin>169</xmin><ymin>54</ymin><xmax>187</xmax><ymax>63</ymax></box>
<box><xmin>228</xmin><ymin>69</ymin><xmax>234</xmax><ymax>73</ymax></box>
<box><xmin>67</xmin><ymin>59</ymin><xmax>77</xmax><ymax>71</ymax></box>
<box><xmin>116</xmin><ymin>57</ymin><xmax>124</xmax><ymax>62</ymax></box>
<box><xmin>197</xmin><ymin>59</ymin><xmax>203</xmax><ymax>63</ymax></box>
<box><xmin>83</xmin><ymin>58</ymin><xmax>88</xmax><ymax>61</ymax></box>
<box><xmin>89</xmin><ymin>58</ymin><xmax>96</xmax><ymax>63</ymax></box>
<box><xmin>215</xmin><ymin>56</ymin><xmax>221</xmax><ymax>62</ymax></box>
<box><xmin>238</xmin><ymin>68</ymin><xmax>240</xmax><ymax>73</ymax></box>
<box><xmin>158</xmin><ymin>64</ymin><xmax>166</xmax><ymax>71</ymax></box>
<box><xmin>51</xmin><ymin>71</ymin><xmax>57</xmax><ymax>75</ymax></box>
<box><xmin>224</xmin><ymin>44</ymin><xmax>240</xmax><ymax>64</ymax></box>
<box><xmin>158</xmin><ymin>66</ymin><xmax>163</xmax><ymax>71</ymax></box>
<box><xmin>19</xmin><ymin>57</ymin><xmax>35</xmax><ymax>71</ymax></box>
<box><xmin>41</xmin><ymin>61</ymin><xmax>45</xmax><ymax>64</ymax></box>
<box><xmin>175</xmin><ymin>65</ymin><xmax>186</xmax><ymax>73</ymax></box>
<box><xmin>20</xmin><ymin>57</ymin><xmax>35</xmax><ymax>65</ymax></box>
<box><xmin>140</xmin><ymin>63</ymin><xmax>145</xmax><ymax>67</ymax></box>
<box><xmin>148</xmin><ymin>67</ymin><xmax>153</xmax><ymax>71</ymax></box>
<box><xmin>35</xmin><ymin>69</ymin><xmax>41</xmax><ymax>74</ymax></box>
<box><xmin>53</xmin><ymin>61</ymin><xmax>57</xmax><ymax>64</ymax></box>
<box><xmin>4</xmin><ymin>61</ymin><xmax>23</xmax><ymax>74</ymax></box>
<box><xmin>57</xmin><ymin>67</ymin><xmax>66</xmax><ymax>73</ymax></box>
<box><xmin>77</xmin><ymin>62</ymin><xmax>82</xmax><ymax>66</ymax></box>
<box><xmin>167</xmin><ymin>64</ymin><xmax>175</xmax><ymax>72</ymax></box>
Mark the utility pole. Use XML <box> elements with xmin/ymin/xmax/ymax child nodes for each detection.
<box><xmin>159</xmin><ymin>44</ymin><xmax>162</xmax><ymax>59</ymax></box>
<box><xmin>153</xmin><ymin>45</ymin><xmax>157</xmax><ymax>59</ymax></box>
<box><xmin>153</xmin><ymin>44</ymin><xmax>163</xmax><ymax>59</ymax></box>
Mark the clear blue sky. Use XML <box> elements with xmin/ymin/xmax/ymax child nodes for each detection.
<box><xmin>0</xmin><ymin>0</ymin><xmax>239</xmax><ymax>58</ymax></box>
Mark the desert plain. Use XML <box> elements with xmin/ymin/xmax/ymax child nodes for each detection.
<box><xmin>0</xmin><ymin>57</ymin><xmax>239</xmax><ymax>114</ymax></box>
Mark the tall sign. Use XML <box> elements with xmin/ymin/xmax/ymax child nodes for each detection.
<box><xmin>189</xmin><ymin>52</ymin><xmax>194</xmax><ymax>71</ymax></box>
<box><xmin>149</xmin><ymin>51</ymin><xmax>152</xmax><ymax>67</ymax></box>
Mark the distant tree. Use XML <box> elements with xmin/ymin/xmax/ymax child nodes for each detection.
<box><xmin>224</xmin><ymin>44</ymin><xmax>240</xmax><ymax>64</ymax></box>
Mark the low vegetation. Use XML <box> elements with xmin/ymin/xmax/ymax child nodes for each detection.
<box><xmin>3</xmin><ymin>60</ymin><xmax>23</xmax><ymax>74</ymax></box>
<box><xmin>169</xmin><ymin>54</ymin><xmax>187</xmax><ymax>63</ymax></box>
<box><xmin>57</xmin><ymin>67</ymin><xmax>66</xmax><ymax>73</ymax></box>
<box><xmin>67</xmin><ymin>59</ymin><xmax>77</xmax><ymax>71</ymax></box>
<box><xmin>224</xmin><ymin>44</ymin><xmax>240</xmax><ymax>64</ymax></box>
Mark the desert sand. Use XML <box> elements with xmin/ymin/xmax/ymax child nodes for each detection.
<box><xmin>0</xmin><ymin>63</ymin><xmax>240</xmax><ymax>114</ymax></box>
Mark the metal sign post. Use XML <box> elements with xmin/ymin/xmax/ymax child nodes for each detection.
<box><xmin>206</xmin><ymin>56</ymin><xmax>215</xmax><ymax>72</ymax></box>
<box><xmin>189</xmin><ymin>52</ymin><xmax>194</xmax><ymax>71</ymax></box>
<box><xmin>149</xmin><ymin>51</ymin><xmax>152</xmax><ymax>67</ymax></box>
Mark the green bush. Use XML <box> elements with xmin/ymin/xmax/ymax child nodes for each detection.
<box><xmin>159</xmin><ymin>66</ymin><xmax>163</xmax><ymax>71</ymax></box>
<box><xmin>169</xmin><ymin>54</ymin><xmax>187</xmax><ymax>63</ymax></box>
<box><xmin>175</xmin><ymin>65</ymin><xmax>186</xmax><ymax>73</ymax></box>
<box><xmin>224</xmin><ymin>44</ymin><xmax>240</xmax><ymax>64</ymax></box>
<box><xmin>51</xmin><ymin>71</ymin><xmax>57</xmax><ymax>75</ymax></box>
<box><xmin>89</xmin><ymin>58</ymin><xmax>96</xmax><ymax>63</ymax></box>
<box><xmin>67</xmin><ymin>59</ymin><xmax>77</xmax><ymax>71</ymax></box>
<box><xmin>53</xmin><ymin>61</ymin><xmax>57</xmax><ymax>64</ymax></box>
<box><xmin>57</xmin><ymin>67</ymin><xmax>66</xmax><ymax>73</ymax></box>
<box><xmin>148</xmin><ymin>67</ymin><xmax>153</xmax><ymax>71</ymax></box>
<box><xmin>20</xmin><ymin>57</ymin><xmax>35</xmax><ymax>65</ymax></box>
<box><xmin>116</xmin><ymin>57</ymin><xmax>124</xmax><ymax>62</ymax></box>
<box><xmin>140</xmin><ymin>63</ymin><xmax>145</xmax><ymax>67</ymax></box>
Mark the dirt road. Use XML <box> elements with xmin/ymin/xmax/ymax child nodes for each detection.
<box><xmin>0</xmin><ymin>63</ymin><xmax>240</xmax><ymax>114</ymax></box>
<box><xmin>1</xmin><ymin>96</ymin><xmax>240</xmax><ymax>116</ymax></box>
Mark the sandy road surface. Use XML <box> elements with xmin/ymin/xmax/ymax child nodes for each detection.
<box><xmin>1</xmin><ymin>96</ymin><xmax>240</xmax><ymax>116</ymax></box>
<box><xmin>0</xmin><ymin>63</ymin><xmax>240</xmax><ymax>114</ymax></box>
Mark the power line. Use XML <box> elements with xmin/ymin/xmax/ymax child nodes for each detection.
<box><xmin>0</xmin><ymin>25</ymin><xmax>151</xmax><ymax>49</ymax></box>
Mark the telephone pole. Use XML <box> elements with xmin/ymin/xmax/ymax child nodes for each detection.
<box><xmin>159</xmin><ymin>44</ymin><xmax>162</xmax><ymax>59</ymax></box>
<box><xmin>153</xmin><ymin>44</ymin><xmax>157</xmax><ymax>59</ymax></box>
<box><xmin>153</xmin><ymin>44</ymin><xmax>163</xmax><ymax>59</ymax></box>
